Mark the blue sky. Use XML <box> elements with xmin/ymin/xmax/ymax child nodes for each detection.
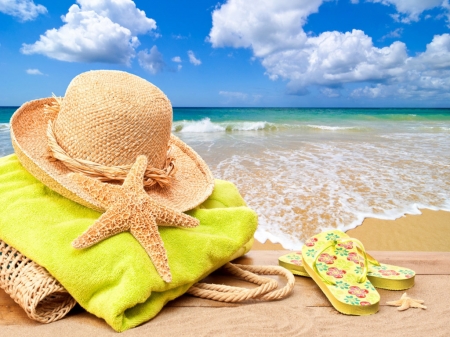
<box><xmin>1</xmin><ymin>0</ymin><xmax>449</xmax><ymax>107</ymax></box>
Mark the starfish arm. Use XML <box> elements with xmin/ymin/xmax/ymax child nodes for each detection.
<box><xmin>72</xmin><ymin>205</ymin><xmax>130</xmax><ymax>249</ymax></box>
<box><xmin>397</xmin><ymin>301</ymin><xmax>411</xmax><ymax>311</ymax></box>
<box><xmin>70</xmin><ymin>173</ymin><xmax>121</xmax><ymax>208</ymax></box>
<box><xmin>387</xmin><ymin>293</ymin><xmax>426</xmax><ymax>311</ymax></box>
<box><xmin>122</xmin><ymin>155</ymin><xmax>148</xmax><ymax>193</ymax></box>
<box><xmin>131</xmin><ymin>214</ymin><xmax>172</xmax><ymax>283</ymax></box>
<box><xmin>386</xmin><ymin>300</ymin><xmax>402</xmax><ymax>306</ymax></box>
<box><xmin>410</xmin><ymin>302</ymin><xmax>427</xmax><ymax>309</ymax></box>
<box><xmin>411</xmin><ymin>299</ymin><xmax>425</xmax><ymax>304</ymax></box>
<box><xmin>148</xmin><ymin>200</ymin><xmax>199</xmax><ymax>228</ymax></box>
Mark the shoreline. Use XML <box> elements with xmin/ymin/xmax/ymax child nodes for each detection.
<box><xmin>251</xmin><ymin>209</ymin><xmax>450</xmax><ymax>251</ymax></box>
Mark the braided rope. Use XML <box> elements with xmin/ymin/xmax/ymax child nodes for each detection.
<box><xmin>43</xmin><ymin>95</ymin><xmax>177</xmax><ymax>188</ymax></box>
<box><xmin>187</xmin><ymin>262</ymin><xmax>295</xmax><ymax>303</ymax></box>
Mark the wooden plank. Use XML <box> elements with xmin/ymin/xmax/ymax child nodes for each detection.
<box><xmin>1</xmin><ymin>250</ymin><xmax>449</xmax><ymax>334</ymax></box>
<box><xmin>237</xmin><ymin>250</ymin><xmax>450</xmax><ymax>275</ymax></box>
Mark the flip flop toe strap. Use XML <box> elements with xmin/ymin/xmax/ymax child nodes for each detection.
<box><xmin>312</xmin><ymin>237</ymin><xmax>369</xmax><ymax>285</ymax></box>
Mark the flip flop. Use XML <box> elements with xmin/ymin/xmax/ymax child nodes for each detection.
<box><xmin>279</xmin><ymin>230</ymin><xmax>415</xmax><ymax>291</ymax></box>
<box><xmin>300</xmin><ymin>230</ymin><xmax>380</xmax><ymax>315</ymax></box>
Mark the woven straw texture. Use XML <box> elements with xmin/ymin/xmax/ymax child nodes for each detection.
<box><xmin>10</xmin><ymin>70</ymin><xmax>214</xmax><ymax>212</ymax></box>
<box><xmin>0</xmin><ymin>240</ymin><xmax>76</xmax><ymax>323</ymax></box>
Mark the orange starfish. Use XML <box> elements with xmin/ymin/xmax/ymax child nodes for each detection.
<box><xmin>71</xmin><ymin>155</ymin><xmax>199</xmax><ymax>283</ymax></box>
<box><xmin>386</xmin><ymin>293</ymin><xmax>427</xmax><ymax>311</ymax></box>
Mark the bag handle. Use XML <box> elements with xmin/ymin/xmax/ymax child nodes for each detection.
<box><xmin>187</xmin><ymin>262</ymin><xmax>295</xmax><ymax>303</ymax></box>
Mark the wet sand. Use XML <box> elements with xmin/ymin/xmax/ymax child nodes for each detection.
<box><xmin>252</xmin><ymin>209</ymin><xmax>450</xmax><ymax>251</ymax></box>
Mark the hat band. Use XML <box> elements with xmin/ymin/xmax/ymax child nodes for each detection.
<box><xmin>46</xmin><ymin>121</ymin><xmax>177</xmax><ymax>188</ymax></box>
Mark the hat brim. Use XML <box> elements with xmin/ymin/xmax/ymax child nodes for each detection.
<box><xmin>11</xmin><ymin>98</ymin><xmax>215</xmax><ymax>213</ymax></box>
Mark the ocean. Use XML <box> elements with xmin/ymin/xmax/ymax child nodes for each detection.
<box><xmin>2</xmin><ymin>107</ymin><xmax>450</xmax><ymax>249</ymax></box>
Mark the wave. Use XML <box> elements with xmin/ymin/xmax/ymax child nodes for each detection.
<box><xmin>421</xmin><ymin>126</ymin><xmax>450</xmax><ymax>131</ymax></box>
<box><xmin>172</xmin><ymin>118</ymin><xmax>369</xmax><ymax>133</ymax></box>
<box><xmin>305</xmin><ymin>124</ymin><xmax>363</xmax><ymax>131</ymax></box>
<box><xmin>173</xmin><ymin>118</ymin><xmax>277</xmax><ymax>133</ymax></box>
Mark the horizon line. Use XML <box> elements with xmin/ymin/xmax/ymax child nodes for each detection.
<box><xmin>1</xmin><ymin>106</ymin><xmax>450</xmax><ymax>109</ymax></box>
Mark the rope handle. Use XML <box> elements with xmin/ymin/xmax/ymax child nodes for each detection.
<box><xmin>186</xmin><ymin>262</ymin><xmax>295</xmax><ymax>303</ymax></box>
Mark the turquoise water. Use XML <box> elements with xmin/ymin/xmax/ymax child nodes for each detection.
<box><xmin>2</xmin><ymin>107</ymin><xmax>450</xmax><ymax>248</ymax></box>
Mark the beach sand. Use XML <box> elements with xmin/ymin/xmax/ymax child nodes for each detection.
<box><xmin>252</xmin><ymin>209</ymin><xmax>450</xmax><ymax>251</ymax></box>
<box><xmin>1</xmin><ymin>209</ymin><xmax>449</xmax><ymax>336</ymax></box>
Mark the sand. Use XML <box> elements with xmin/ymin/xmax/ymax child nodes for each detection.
<box><xmin>1</xmin><ymin>209</ymin><xmax>450</xmax><ymax>335</ymax></box>
<box><xmin>2</xmin><ymin>250</ymin><xmax>450</xmax><ymax>336</ymax></box>
<box><xmin>252</xmin><ymin>209</ymin><xmax>450</xmax><ymax>251</ymax></box>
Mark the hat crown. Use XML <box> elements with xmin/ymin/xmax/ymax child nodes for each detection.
<box><xmin>53</xmin><ymin>70</ymin><xmax>172</xmax><ymax>168</ymax></box>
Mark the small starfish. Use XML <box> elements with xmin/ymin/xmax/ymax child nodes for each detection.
<box><xmin>71</xmin><ymin>155</ymin><xmax>199</xmax><ymax>283</ymax></box>
<box><xmin>386</xmin><ymin>293</ymin><xmax>427</xmax><ymax>311</ymax></box>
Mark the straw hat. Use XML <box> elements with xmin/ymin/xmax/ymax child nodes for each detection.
<box><xmin>10</xmin><ymin>70</ymin><xmax>214</xmax><ymax>213</ymax></box>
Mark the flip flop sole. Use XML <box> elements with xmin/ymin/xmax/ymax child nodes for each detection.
<box><xmin>301</xmin><ymin>230</ymin><xmax>380</xmax><ymax>315</ymax></box>
<box><xmin>279</xmin><ymin>232</ymin><xmax>415</xmax><ymax>291</ymax></box>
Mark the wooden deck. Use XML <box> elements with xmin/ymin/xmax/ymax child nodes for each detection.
<box><xmin>1</xmin><ymin>251</ymin><xmax>449</xmax><ymax>336</ymax></box>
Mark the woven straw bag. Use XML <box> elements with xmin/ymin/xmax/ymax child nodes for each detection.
<box><xmin>0</xmin><ymin>240</ymin><xmax>76</xmax><ymax>323</ymax></box>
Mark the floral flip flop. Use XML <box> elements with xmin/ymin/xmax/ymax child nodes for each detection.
<box><xmin>300</xmin><ymin>230</ymin><xmax>380</xmax><ymax>315</ymax></box>
<box><xmin>279</xmin><ymin>230</ymin><xmax>415</xmax><ymax>291</ymax></box>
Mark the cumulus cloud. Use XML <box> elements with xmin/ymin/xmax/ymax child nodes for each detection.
<box><xmin>138</xmin><ymin>46</ymin><xmax>165</xmax><ymax>74</ymax></box>
<box><xmin>352</xmin><ymin>34</ymin><xmax>450</xmax><ymax>100</ymax></box>
<box><xmin>74</xmin><ymin>0</ymin><xmax>155</xmax><ymax>35</ymax></box>
<box><xmin>367</xmin><ymin>0</ymin><xmax>443</xmax><ymax>22</ymax></box>
<box><xmin>171</xmin><ymin>56</ymin><xmax>182</xmax><ymax>63</ymax></box>
<box><xmin>209</xmin><ymin>0</ymin><xmax>450</xmax><ymax>101</ymax></box>
<box><xmin>414</xmin><ymin>34</ymin><xmax>450</xmax><ymax>69</ymax></box>
<box><xmin>0</xmin><ymin>0</ymin><xmax>46</xmax><ymax>21</ymax></box>
<box><xmin>26</xmin><ymin>68</ymin><xmax>43</xmax><ymax>75</ymax></box>
<box><xmin>209</xmin><ymin>0</ymin><xmax>322</xmax><ymax>57</ymax></box>
<box><xmin>21</xmin><ymin>0</ymin><xmax>156</xmax><ymax>65</ymax></box>
<box><xmin>187</xmin><ymin>50</ymin><xmax>201</xmax><ymax>65</ymax></box>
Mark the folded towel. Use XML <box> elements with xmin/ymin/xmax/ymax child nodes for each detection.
<box><xmin>0</xmin><ymin>154</ymin><xmax>257</xmax><ymax>332</ymax></box>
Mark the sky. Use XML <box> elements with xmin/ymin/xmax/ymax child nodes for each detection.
<box><xmin>1</xmin><ymin>0</ymin><xmax>450</xmax><ymax>107</ymax></box>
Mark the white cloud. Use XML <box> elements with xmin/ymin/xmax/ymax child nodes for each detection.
<box><xmin>219</xmin><ymin>91</ymin><xmax>248</xmax><ymax>100</ymax></box>
<box><xmin>171</xmin><ymin>56</ymin><xmax>182</xmax><ymax>63</ymax></box>
<box><xmin>21</xmin><ymin>0</ymin><xmax>156</xmax><ymax>65</ymax></box>
<box><xmin>262</xmin><ymin>30</ymin><xmax>409</xmax><ymax>94</ymax></box>
<box><xmin>0</xmin><ymin>0</ymin><xmax>46</xmax><ymax>21</ymax></box>
<box><xmin>74</xmin><ymin>0</ymin><xmax>155</xmax><ymax>35</ymax></box>
<box><xmin>209</xmin><ymin>0</ymin><xmax>450</xmax><ymax>101</ymax></box>
<box><xmin>351</xmin><ymin>84</ymin><xmax>388</xmax><ymax>98</ymax></box>
<box><xmin>172</xmin><ymin>34</ymin><xmax>188</xmax><ymax>40</ymax></box>
<box><xmin>321</xmin><ymin>88</ymin><xmax>340</xmax><ymax>98</ymax></box>
<box><xmin>209</xmin><ymin>0</ymin><xmax>322</xmax><ymax>57</ymax></box>
<box><xmin>352</xmin><ymin>34</ymin><xmax>450</xmax><ymax>100</ymax></box>
<box><xmin>187</xmin><ymin>50</ymin><xmax>201</xmax><ymax>65</ymax></box>
<box><xmin>367</xmin><ymin>0</ymin><xmax>444</xmax><ymax>22</ymax></box>
<box><xmin>380</xmin><ymin>28</ymin><xmax>403</xmax><ymax>40</ymax></box>
<box><xmin>26</xmin><ymin>68</ymin><xmax>43</xmax><ymax>75</ymax></box>
<box><xmin>138</xmin><ymin>46</ymin><xmax>165</xmax><ymax>74</ymax></box>
<box><xmin>414</xmin><ymin>34</ymin><xmax>450</xmax><ymax>69</ymax></box>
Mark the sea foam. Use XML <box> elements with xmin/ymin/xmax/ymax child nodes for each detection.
<box><xmin>173</xmin><ymin>118</ymin><xmax>277</xmax><ymax>133</ymax></box>
<box><xmin>0</xmin><ymin>124</ymin><xmax>12</xmax><ymax>157</ymax></box>
<box><xmin>209</xmin><ymin>129</ymin><xmax>450</xmax><ymax>250</ymax></box>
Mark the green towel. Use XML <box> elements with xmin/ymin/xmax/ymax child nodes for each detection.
<box><xmin>0</xmin><ymin>154</ymin><xmax>257</xmax><ymax>332</ymax></box>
